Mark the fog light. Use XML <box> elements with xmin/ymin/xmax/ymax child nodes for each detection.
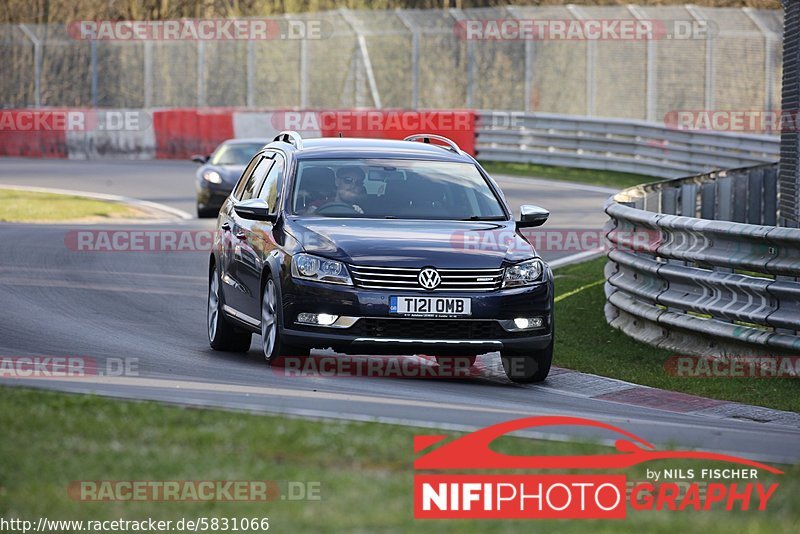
<box><xmin>500</xmin><ymin>317</ymin><xmax>545</xmax><ymax>332</ymax></box>
<box><xmin>515</xmin><ymin>317</ymin><xmax>542</xmax><ymax>329</ymax></box>
<box><xmin>317</xmin><ymin>313</ymin><xmax>337</xmax><ymax>326</ymax></box>
<box><xmin>297</xmin><ymin>312</ymin><xmax>339</xmax><ymax>326</ymax></box>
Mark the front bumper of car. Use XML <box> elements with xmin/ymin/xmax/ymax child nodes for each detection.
<box><xmin>278</xmin><ymin>272</ymin><xmax>553</xmax><ymax>355</ymax></box>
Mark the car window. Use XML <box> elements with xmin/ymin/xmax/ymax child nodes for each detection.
<box><xmin>257</xmin><ymin>153</ymin><xmax>285</xmax><ymax>213</ymax></box>
<box><xmin>232</xmin><ymin>154</ymin><xmax>263</xmax><ymax>200</ymax></box>
<box><xmin>239</xmin><ymin>157</ymin><xmax>274</xmax><ymax>201</ymax></box>
<box><xmin>291</xmin><ymin>159</ymin><xmax>506</xmax><ymax>220</ymax></box>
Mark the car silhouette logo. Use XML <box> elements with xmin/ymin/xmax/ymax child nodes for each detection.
<box><xmin>418</xmin><ymin>268</ymin><xmax>441</xmax><ymax>290</ymax></box>
<box><xmin>414</xmin><ymin>416</ymin><xmax>783</xmax><ymax>473</ymax></box>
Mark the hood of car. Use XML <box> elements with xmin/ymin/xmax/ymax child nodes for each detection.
<box><xmin>286</xmin><ymin>218</ymin><xmax>537</xmax><ymax>268</ymax></box>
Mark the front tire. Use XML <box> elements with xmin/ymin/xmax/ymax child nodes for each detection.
<box><xmin>261</xmin><ymin>278</ymin><xmax>309</xmax><ymax>364</ymax></box>
<box><xmin>208</xmin><ymin>265</ymin><xmax>252</xmax><ymax>352</ymax></box>
<box><xmin>501</xmin><ymin>340</ymin><xmax>553</xmax><ymax>383</ymax></box>
<box><xmin>197</xmin><ymin>206</ymin><xmax>219</xmax><ymax>219</ymax></box>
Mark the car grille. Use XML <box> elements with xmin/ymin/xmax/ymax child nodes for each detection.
<box><xmin>350</xmin><ymin>318</ymin><xmax>514</xmax><ymax>340</ymax></box>
<box><xmin>349</xmin><ymin>265</ymin><xmax>503</xmax><ymax>292</ymax></box>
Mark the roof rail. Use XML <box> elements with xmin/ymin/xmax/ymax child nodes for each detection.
<box><xmin>403</xmin><ymin>134</ymin><xmax>461</xmax><ymax>154</ymax></box>
<box><xmin>273</xmin><ymin>130</ymin><xmax>303</xmax><ymax>150</ymax></box>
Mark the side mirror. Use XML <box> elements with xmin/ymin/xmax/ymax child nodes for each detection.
<box><xmin>234</xmin><ymin>198</ymin><xmax>277</xmax><ymax>222</ymax></box>
<box><xmin>517</xmin><ymin>204</ymin><xmax>549</xmax><ymax>228</ymax></box>
<box><xmin>191</xmin><ymin>154</ymin><xmax>209</xmax><ymax>164</ymax></box>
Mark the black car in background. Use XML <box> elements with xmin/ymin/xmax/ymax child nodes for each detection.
<box><xmin>193</xmin><ymin>138</ymin><xmax>270</xmax><ymax>218</ymax></box>
<box><xmin>206</xmin><ymin>132</ymin><xmax>554</xmax><ymax>383</ymax></box>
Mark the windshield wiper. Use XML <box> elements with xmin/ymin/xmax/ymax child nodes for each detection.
<box><xmin>460</xmin><ymin>216</ymin><xmax>506</xmax><ymax>221</ymax></box>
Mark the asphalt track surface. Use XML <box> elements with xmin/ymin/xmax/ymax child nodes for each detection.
<box><xmin>1</xmin><ymin>158</ymin><xmax>798</xmax><ymax>465</ymax></box>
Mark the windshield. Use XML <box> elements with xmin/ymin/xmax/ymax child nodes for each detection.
<box><xmin>291</xmin><ymin>159</ymin><xmax>506</xmax><ymax>220</ymax></box>
<box><xmin>210</xmin><ymin>143</ymin><xmax>265</xmax><ymax>166</ymax></box>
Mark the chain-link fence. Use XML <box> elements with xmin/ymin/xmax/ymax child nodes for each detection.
<box><xmin>0</xmin><ymin>6</ymin><xmax>783</xmax><ymax>122</ymax></box>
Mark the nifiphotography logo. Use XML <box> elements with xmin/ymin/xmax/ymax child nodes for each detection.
<box><xmin>413</xmin><ymin>416</ymin><xmax>782</xmax><ymax>519</ymax></box>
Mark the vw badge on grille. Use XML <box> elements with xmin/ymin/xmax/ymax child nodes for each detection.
<box><xmin>418</xmin><ymin>268</ymin><xmax>441</xmax><ymax>289</ymax></box>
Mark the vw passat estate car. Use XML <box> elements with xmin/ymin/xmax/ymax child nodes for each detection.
<box><xmin>207</xmin><ymin>132</ymin><xmax>554</xmax><ymax>383</ymax></box>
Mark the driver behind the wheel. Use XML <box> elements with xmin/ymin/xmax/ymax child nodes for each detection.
<box><xmin>307</xmin><ymin>165</ymin><xmax>366</xmax><ymax>214</ymax></box>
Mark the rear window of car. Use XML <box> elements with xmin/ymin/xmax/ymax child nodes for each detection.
<box><xmin>290</xmin><ymin>158</ymin><xmax>506</xmax><ymax>221</ymax></box>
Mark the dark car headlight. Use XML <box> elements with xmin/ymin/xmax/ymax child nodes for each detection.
<box><xmin>291</xmin><ymin>253</ymin><xmax>353</xmax><ymax>286</ymax></box>
<box><xmin>502</xmin><ymin>258</ymin><xmax>544</xmax><ymax>288</ymax></box>
<box><xmin>202</xmin><ymin>170</ymin><xmax>223</xmax><ymax>184</ymax></box>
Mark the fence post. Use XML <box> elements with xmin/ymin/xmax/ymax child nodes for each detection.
<box><xmin>143</xmin><ymin>42</ymin><xmax>153</xmax><ymax>108</ymax></box>
<box><xmin>299</xmin><ymin>37</ymin><xmax>308</xmax><ymax>108</ymax></box>
<box><xmin>686</xmin><ymin>5</ymin><xmax>715</xmax><ymax>112</ymax></box>
<box><xmin>197</xmin><ymin>40</ymin><xmax>206</xmax><ymax>107</ymax></box>
<box><xmin>566</xmin><ymin>5</ymin><xmax>595</xmax><ymax>116</ymax></box>
<box><xmin>628</xmin><ymin>5</ymin><xmax>656</xmax><ymax>121</ymax></box>
<box><xmin>18</xmin><ymin>24</ymin><xmax>41</xmax><ymax>108</ymax></box>
<box><xmin>396</xmin><ymin>9</ymin><xmax>420</xmax><ymax>108</ymax></box>
<box><xmin>743</xmin><ymin>7</ymin><xmax>778</xmax><ymax>133</ymax></box>
<box><xmin>449</xmin><ymin>9</ymin><xmax>475</xmax><ymax>108</ymax></box>
<box><xmin>507</xmin><ymin>6</ymin><xmax>534</xmax><ymax>112</ymax></box>
<box><xmin>90</xmin><ymin>39</ymin><xmax>98</xmax><ymax>107</ymax></box>
<box><xmin>340</xmin><ymin>8</ymin><xmax>382</xmax><ymax>108</ymax></box>
<box><xmin>246</xmin><ymin>40</ymin><xmax>255</xmax><ymax>108</ymax></box>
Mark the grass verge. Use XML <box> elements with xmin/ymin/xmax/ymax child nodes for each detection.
<box><xmin>0</xmin><ymin>386</ymin><xmax>796</xmax><ymax>532</ymax></box>
<box><xmin>554</xmin><ymin>257</ymin><xmax>800</xmax><ymax>413</ymax></box>
<box><xmin>0</xmin><ymin>189</ymin><xmax>147</xmax><ymax>222</ymax></box>
<box><xmin>481</xmin><ymin>161</ymin><xmax>655</xmax><ymax>190</ymax></box>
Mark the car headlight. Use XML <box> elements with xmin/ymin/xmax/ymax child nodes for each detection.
<box><xmin>202</xmin><ymin>170</ymin><xmax>222</xmax><ymax>184</ymax></box>
<box><xmin>291</xmin><ymin>254</ymin><xmax>353</xmax><ymax>286</ymax></box>
<box><xmin>503</xmin><ymin>258</ymin><xmax>544</xmax><ymax>288</ymax></box>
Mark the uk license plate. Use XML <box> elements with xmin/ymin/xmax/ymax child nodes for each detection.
<box><xmin>389</xmin><ymin>296</ymin><xmax>471</xmax><ymax>317</ymax></box>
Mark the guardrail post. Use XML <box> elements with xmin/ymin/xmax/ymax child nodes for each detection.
<box><xmin>18</xmin><ymin>24</ymin><xmax>41</xmax><ymax>108</ymax></box>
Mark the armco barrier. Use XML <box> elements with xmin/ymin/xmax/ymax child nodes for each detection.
<box><xmin>475</xmin><ymin>112</ymin><xmax>780</xmax><ymax>179</ymax></box>
<box><xmin>604</xmin><ymin>163</ymin><xmax>800</xmax><ymax>356</ymax></box>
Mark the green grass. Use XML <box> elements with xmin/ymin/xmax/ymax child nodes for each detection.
<box><xmin>554</xmin><ymin>257</ymin><xmax>800</xmax><ymax>413</ymax></box>
<box><xmin>0</xmin><ymin>386</ymin><xmax>796</xmax><ymax>533</ymax></box>
<box><xmin>0</xmin><ymin>189</ymin><xmax>145</xmax><ymax>222</ymax></box>
<box><xmin>480</xmin><ymin>161</ymin><xmax>655</xmax><ymax>190</ymax></box>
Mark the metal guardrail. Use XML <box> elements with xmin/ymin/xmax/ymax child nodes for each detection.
<box><xmin>475</xmin><ymin>112</ymin><xmax>780</xmax><ymax>179</ymax></box>
<box><xmin>603</xmin><ymin>163</ymin><xmax>800</xmax><ymax>356</ymax></box>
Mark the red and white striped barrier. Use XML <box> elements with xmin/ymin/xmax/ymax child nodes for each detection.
<box><xmin>0</xmin><ymin>109</ymin><xmax>476</xmax><ymax>160</ymax></box>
